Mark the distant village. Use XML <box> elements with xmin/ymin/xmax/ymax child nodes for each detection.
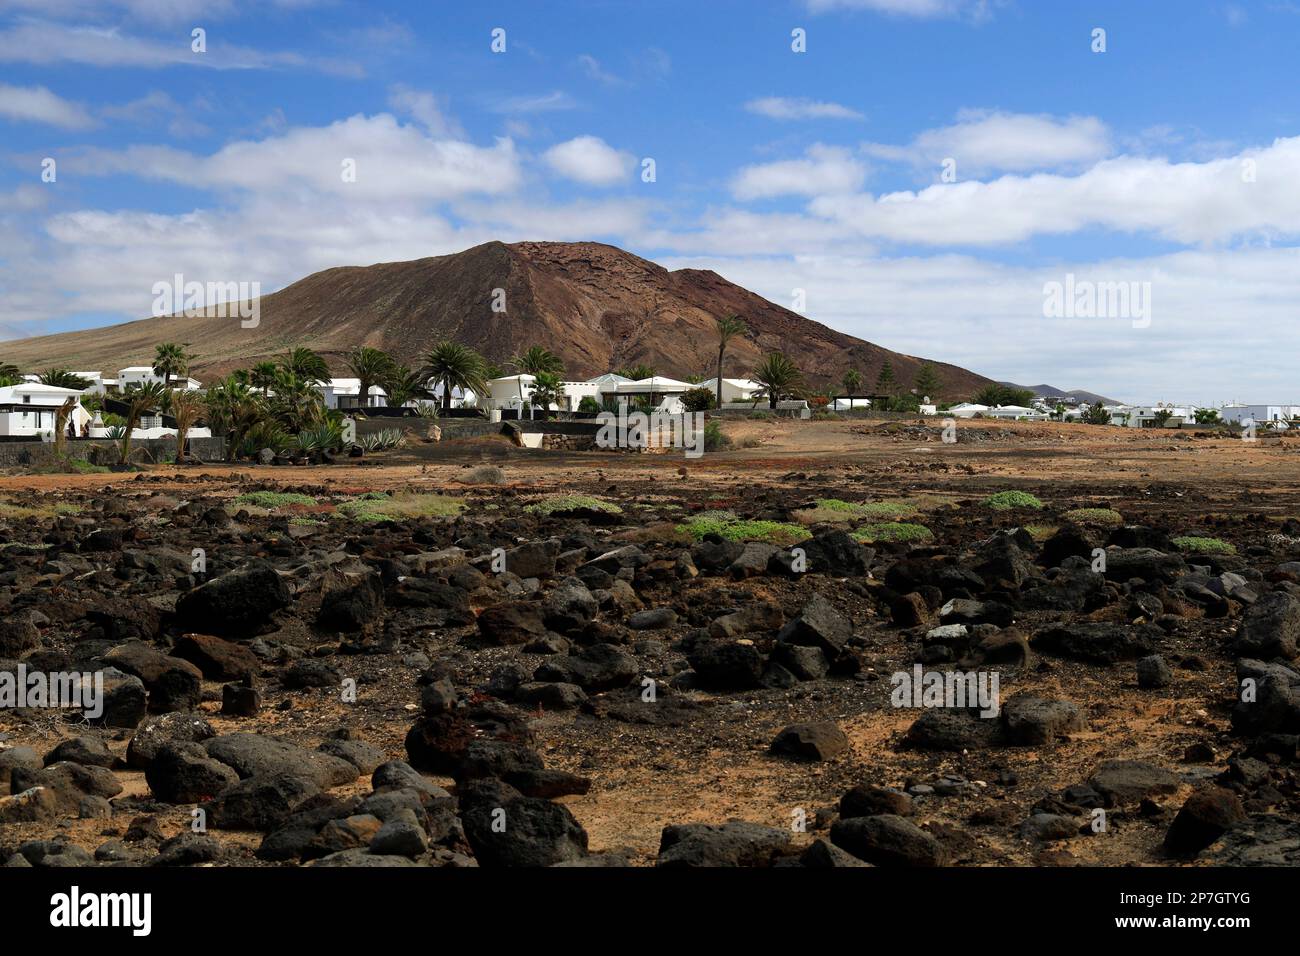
<box><xmin>0</xmin><ymin>348</ymin><xmax>1289</xmax><ymax>450</ymax></box>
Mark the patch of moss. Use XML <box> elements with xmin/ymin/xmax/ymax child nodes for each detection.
<box><xmin>234</xmin><ymin>491</ymin><xmax>318</xmax><ymax>509</ymax></box>
<box><xmin>1172</xmin><ymin>535</ymin><xmax>1236</xmax><ymax>555</ymax></box>
<box><xmin>524</xmin><ymin>495</ymin><xmax>623</xmax><ymax>516</ymax></box>
<box><xmin>677</xmin><ymin>515</ymin><xmax>811</xmax><ymax>546</ymax></box>
<box><xmin>984</xmin><ymin>491</ymin><xmax>1045</xmax><ymax>510</ymax></box>
<box><xmin>338</xmin><ymin>492</ymin><xmax>464</xmax><ymax>523</ymax></box>
<box><xmin>1023</xmin><ymin>524</ymin><xmax>1060</xmax><ymax>542</ymax></box>
<box><xmin>852</xmin><ymin>522</ymin><xmax>933</xmax><ymax>544</ymax></box>
<box><xmin>0</xmin><ymin>501</ymin><xmax>82</xmax><ymax>519</ymax></box>
<box><xmin>1063</xmin><ymin>507</ymin><xmax>1123</xmax><ymax>527</ymax></box>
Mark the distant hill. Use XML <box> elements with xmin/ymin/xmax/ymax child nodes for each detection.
<box><xmin>999</xmin><ymin>382</ymin><xmax>1121</xmax><ymax>406</ymax></box>
<box><xmin>0</xmin><ymin>240</ymin><xmax>996</xmax><ymax>399</ymax></box>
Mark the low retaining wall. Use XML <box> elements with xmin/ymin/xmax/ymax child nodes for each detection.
<box><xmin>0</xmin><ymin>436</ymin><xmax>226</xmax><ymax>467</ymax></box>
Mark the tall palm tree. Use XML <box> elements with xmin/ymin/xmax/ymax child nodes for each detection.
<box><xmin>383</xmin><ymin>365</ymin><xmax>434</xmax><ymax>408</ymax></box>
<box><xmin>169</xmin><ymin>389</ymin><xmax>204</xmax><ymax>463</ymax></box>
<box><xmin>421</xmin><ymin>341</ymin><xmax>488</xmax><ymax>413</ymax></box>
<box><xmin>250</xmin><ymin>361</ymin><xmax>279</xmax><ymax>397</ymax></box>
<box><xmin>713</xmin><ymin>314</ymin><xmax>747</xmax><ymax>409</ymax></box>
<box><xmin>120</xmin><ymin>381</ymin><xmax>166</xmax><ymax>464</ymax></box>
<box><xmin>281</xmin><ymin>346</ymin><xmax>331</xmax><ymax>385</ymax></box>
<box><xmin>204</xmin><ymin>377</ymin><xmax>266</xmax><ymax>462</ymax></box>
<box><xmin>152</xmin><ymin>342</ymin><xmax>191</xmax><ymax>390</ymax></box>
<box><xmin>841</xmin><ymin>369</ymin><xmax>862</xmax><ymax>397</ymax></box>
<box><xmin>39</xmin><ymin>368</ymin><xmax>91</xmax><ymax>390</ymax></box>
<box><xmin>345</xmin><ymin>347</ymin><xmax>396</xmax><ymax>410</ymax></box>
<box><xmin>750</xmin><ymin>352</ymin><xmax>804</xmax><ymax>411</ymax></box>
<box><xmin>509</xmin><ymin>345</ymin><xmax>564</xmax><ymax>376</ymax></box>
<box><xmin>0</xmin><ymin>362</ymin><xmax>20</xmax><ymax>380</ymax></box>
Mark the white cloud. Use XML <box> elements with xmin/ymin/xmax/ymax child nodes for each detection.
<box><xmin>387</xmin><ymin>85</ymin><xmax>462</xmax><ymax>138</ymax></box>
<box><xmin>806</xmin><ymin>0</ymin><xmax>991</xmax><ymax>18</ymax></box>
<box><xmin>100</xmin><ymin>90</ymin><xmax>210</xmax><ymax>136</ymax></box>
<box><xmin>810</xmin><ymin>137</ymin><xmax>1300</xmax><ymax>245</ymax></box>
<box><xmin>744</xmin><ymin>96</ymin><xmax>863</xmax><ymax>121</ymax></box>
<box><xmin>69</xmin><ymin>114</ymin><xmax>522</xmax><ymax>202</ymax></box>
<box><xmin>543</xmin><ymin>135</ymin><xmax>635</xmax><ymax>187</ymax></box>
<box><xmin>490</xmin><ymin>91</ymin><xmax>577</xmax><ymax>114</ymax></box>
<box><xmin>0</xmin><ymin>20</ymin><xmax>360</xmax><ymax>75</ymax></box>
<box><xmin>866</xmin><ymin>110</ymin><xmax>1113</xmax><ymax>175</ymax></box>
<box><xmin>577</xmin><ymin>54</ymin><xmax>620</xmax><ymax>85</ymax></box>
<box><xmin>731</xmin><ymin>144</ymin><xmax>867</xmax><ymax>200</ymax></box>
<box><xmin>0</xmin><ymin>83</ymin><xmax>96</xmax><ymax>129</ymax></box>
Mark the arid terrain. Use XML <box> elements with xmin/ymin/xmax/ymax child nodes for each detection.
<box><xmin>3</xmin><ymin>416</ymin><xmax>1300</xmax><ymax>868</ymax></box>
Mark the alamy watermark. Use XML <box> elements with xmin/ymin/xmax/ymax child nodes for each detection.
<box><xmin>1043</xmin><ymin>273</ymin><xmax>1151</xmax><ymax>329</ymax></box>
<box><xmin>890</xmin><ymin>664</ymin><xmax>1000</xmax><ymax>718</ymax></box>
<box><xmin>152</xmin><ymin>273</ymin><xmax>260</xmax><ymax>328</ymax></box>
<box><xmin>595</xmin><ymin>407</ymin><xmax>704</xmax><ymax>459</ymax></box>
<box><xmin>0</xmin><ymin>664</ymin><xmax>103</xmax><ymax>719</ymax></box>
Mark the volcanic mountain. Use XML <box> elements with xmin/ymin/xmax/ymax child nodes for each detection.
<box><xmin>0</xmin><ymin>241</ymin><xmax>993</xmax><ymax>397</ymax></box>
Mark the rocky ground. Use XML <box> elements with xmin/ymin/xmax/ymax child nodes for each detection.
<box><xmin>2</xmin><ymin>418</ymin><xmax>1300</xmax><ymax>868</ymax></box>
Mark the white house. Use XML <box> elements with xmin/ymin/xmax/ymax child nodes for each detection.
<box><xmin>699</xmin><ymin>377</ymin><xmax>765</xmax><ymax>404</ymax></box>
<box><xmin>118</xmin><ymin>367</ymin><xmax>202</xmax><ymax>391</ymax></box>
<box><xmin>482</xmin><ymin>374</ymin><xmax>603</xmax><ymax>413</ymax></box>
<box><xmin>317</xmin><ymin>378</ymin><xmax>387</xmax><ymax>410</ymax></box>
<box><xmin>0</xmin><ymin>383</ymin><xmax>92</xmax><ymax>438</ymax></box>
<box><xmin>986</xmin><ymin>404</ymin><xmax>1049</xmax><ymax>421</ymax></box>
<box><xmin>948</xmin><ymin>403</ymin><xmax>990</xmax><ymax>418</ymax></box>
<box><xmin>1117</xmin><ymin>403</ymin><xmax>1199</xmax><ymax>428</ymax></box>
<box><xmin>1219</xmin><ymin>404</ymin><xmax>1299</xmax><ymax>426</ymax></box>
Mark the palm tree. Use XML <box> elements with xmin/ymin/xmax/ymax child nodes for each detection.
<box><xmin>530</xmin><ymin>372</ymin><xmax>565</xmax><ymax>416</ymax></box>
<box><xmin>39</xmin><ymin>368</ymin><xmax>91</xmax><ymax>390</ymax></box>
<box><xmin>345</xmin><ymin>347</ymin><xmax>396</xmax><ymax>410</ymax></box>
<box><xmin>120</xmin><ymin>382</ymin><xmax>166</xmax><ymax>464</ymax></box>
<box><xmin>204</xmin><ymin>377</ymin><xmax>266</xmax><ymax>461</ymax></box>
<box><xmin>842</xmin><ymin>369</ymin><xmax>863</xmax><ymax>397</ymax></box>
<box><xmin>250</xmin><ymin>361</ymin><xmax>279</xmax><ymax>397</ymax></box>
<box><xmin>383</xmin><ymin>365</ymin><xmax>434</xmax><ymax>408</ymax></box>
<box><xmin>268</xmin><ymin>369</ymin><xmax>327</xmax><ymax>432</ymax></box>
<box><xmin>152</xmin><ymin>342</ymin><xmax>191</xmax><ymax>390</ymax></box>
<box><xmin>281</xmin><ymin>346</ymin><xmax>330</xmax><ymax>385</ymax></box>
<box><xmin>750</xmin><ymin>352</ymin><xmax>804</xmax><ymax>411</ymax></box>
<box><xmin>509</xmin><ymin>345</ymin><xmax>564</xmax><ymax>376</ymax></box>
<box><xmin>714</xmin><ymin>314</ymin><xmax>747</xmax><ymax>409</ymax></box>
<box><xmin>616</xmin><ymin>364</ymin><xmax>657</xmax><ymax>381</ymax></box>
<box><xmin>421</xmin><ymin>341</ymin><xmax>488</xmax><ymax>413</ymax></box>
<box><xmin>0</xmin><ymin>362</ymin><xmax>20</xmax><ymax>380</ymax></box>
<box><xmin>169</xmin><ymin>389</ymin><xmax>204</xmax><ymax>463</ymax></box>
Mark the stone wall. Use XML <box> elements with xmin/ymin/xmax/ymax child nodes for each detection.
<box><xmin>0</xmin><ymin>437</ymin><xmax>226</xmax><ymax>468</ymax></box>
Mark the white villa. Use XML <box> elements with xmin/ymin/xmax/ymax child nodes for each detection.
<box><xmin>317</xmin><ymin>378</ymin><xmax>388</xmax><ymax>410</ymax></box>
<box><xmin>985</xmin><ymin>404</ymin><xmax>1049</xmax><ymax>421</ymax></box>
<box><xmin>699</xmin><ymin>377</ymin><xmax>765</xmax><ymax>404</ymax></box>
<box><xmin>118</xmin><ymin>367</ymin><xmax>202</xmax><ymax>391</ymax></box>
<box><xmin>948</xmin><ymin>403</ymin><xmax>990</xmax><ymax>418</ymax></box>
<box><xmin>0</xmin><ymin>383</ymin><xmax>92</xmax><ymax>438</ymax></box>
<box><xmin>1219</xmin><ymin>404</ymin><xmax>1300</xmax><ymax>426</ymax></box>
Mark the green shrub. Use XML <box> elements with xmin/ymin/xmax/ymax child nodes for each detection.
<box><xmin>677</xmin><ymin>514</ymin><xmax>810</xmax><ymax>545</ymax></box>
<box><xmin>681</xmin><ymin>386</ymin><xmax>716</xmax><ymax>413</ymax></box>
<box><xmin>984</xmin><ymin>491</ymin><xmax>1044</xmax><ymax>510</ymax></box>
<box><xmin>1172</xmin><ymin>536</ymin><xmax>1235</xmax><ymax>555</ymax></box>
<box><xmin>703</xmin><ymin>419</ymin><xmax>730</xmax><ymax>452</ymax></box>
<box><xmin>525</xmin><ymin>494</ymin><xmax>623</xmax><ymax>516</ymax></box>
<box><xmin>234</xmin><ymin>491</ymin><xmax>318</xmax><ymax>509</ymax></box>
<box><xmin>852</xmin><ymin>522</ymin><xmax>933</xmax><ymax>544</ymax></box>
<box><xmin>1063</xmin><ymin>507</ymin><xmax>1123</xmax><ymax>526</ymax></box>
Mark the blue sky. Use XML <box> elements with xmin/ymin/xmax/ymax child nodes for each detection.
<box><xmin>1</xmin><ymin>0</ymin><xmax>1297</xmax><ymax>403</ymax></box>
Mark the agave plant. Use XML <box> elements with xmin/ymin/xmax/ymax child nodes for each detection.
<box><xmin>295</xmin><ymin>421</ymin><xmax>344</xmax><ymax>458</ymax></box>
<box><xmin>358</xmin><ymin>427</ymin><xmax>407</xmax><ymax>451</ymax></box>
<box><xmin>235</xmin><ymin>419</ymin><xmax>292</xmax><ymax>459</ymax></box>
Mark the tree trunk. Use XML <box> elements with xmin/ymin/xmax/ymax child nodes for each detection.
<box><xmin>715</xmin><ymin>344</ymin><xmax>725</xmax><ymax>409</ymax></box>
<box><xmin>769</xmin><ymin>391</ymin><xmax>778</xmax><ymax>410</ymax></box>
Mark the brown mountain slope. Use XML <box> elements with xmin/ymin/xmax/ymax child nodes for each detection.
<box><xmin>0</xmin><ymin>240</ymin><xmax>992</xmax><ymax>398</ymax></box>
